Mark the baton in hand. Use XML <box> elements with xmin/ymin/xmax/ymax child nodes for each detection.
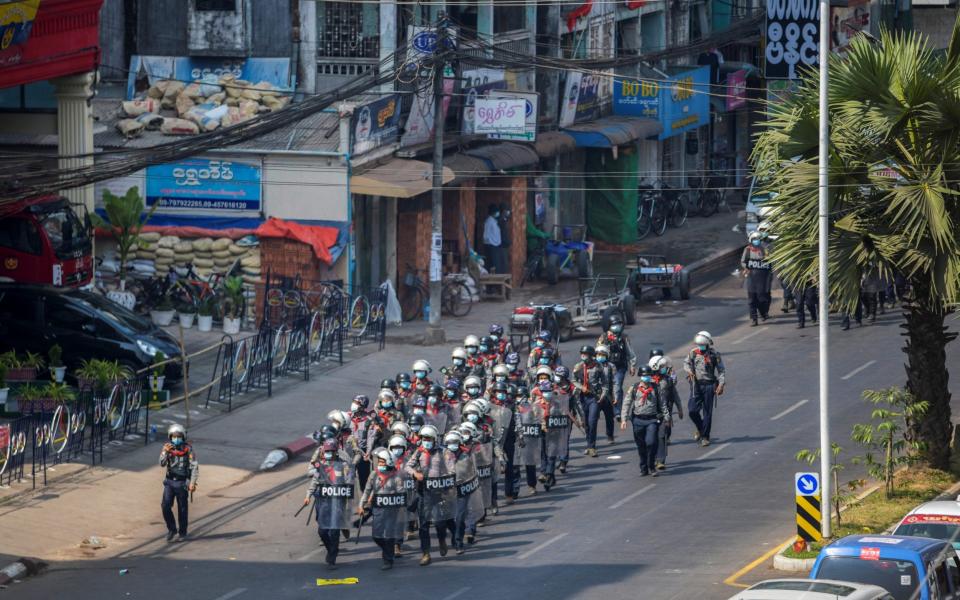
<box><xmin>305</xmin><ymin>496</ymin><xmax>318</xmax><ymax>526</ymax></box>
<box><xmin>294</xmin><ymin>500</ymin><xmax>310</xmax><ymax>518</ymax></box>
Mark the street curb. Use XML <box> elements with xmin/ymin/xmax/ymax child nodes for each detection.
<box><xmin>281</xmin><ymin>435</ymin><xmax>318</xmax><ymax>459</ymax></box>
<box><xmin>682</xmin><ymin>244</ymin><xmax>743</xmax><ymax>275</ymax></box>
<box><xmin>0</xmin><ymin>558</ymin><xmax>46</xmax><ymax>586</ymax></box>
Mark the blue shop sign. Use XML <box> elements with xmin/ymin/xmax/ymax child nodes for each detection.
<box><xmin>613</xmin><ymin>77</ymin><xmax>661</xmax><ymax>119</ymax></box>
<box><xmin>353</xmin><ymin>94</ymin><xmax>402</xmax><ymax>156</ymax></box>
<box><xmin>658</xmin><ymin>66</ymin><xmax>710</xmax><ymax>140</ymax></box>
<box><xmin>146</xmin><ymin>158</ymin><xmax>262</xmax><ymax>213</ymax></box>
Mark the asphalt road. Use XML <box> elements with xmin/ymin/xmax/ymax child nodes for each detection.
<box><xmin>10</xmin><ymin>256</ymin><xmax>960</xmax><ymax>600</ymax></box>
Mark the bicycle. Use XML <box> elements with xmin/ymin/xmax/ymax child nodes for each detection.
<box><xmin>520</xmin><ymin>237</ymin><xmax>546</xmax><ymax>287</ymax></box>
<box><xmin>400</xmin><ymin>264</ymin><xmax>473</xmax><ymax>322</ymax></box>
<box><xmin>636</xmin><ymin>184</ymin><xmax>668</xmax><ymax>239</ymax></box>
<box><xmin>660</xmin><ymin>182</ymin><xmax>689</xmax><ymax>228</ymax></box>
<box><xmin>689</xmin><ymin>175</ymin><xmax>723</xmax><ymax>217</ymax></box>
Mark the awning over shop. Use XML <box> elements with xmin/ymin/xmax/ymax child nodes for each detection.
<box><xmin>463</xmin><ymin>143</ymin><xmax>539</xmax><ymax>172</ymax></box>
<box><xmin>444</xmin><ymin>153</ymin><xmax>491</xmax><ymax>184</ymax></box>
<box><xmin>350</xmin><ymin>158</ymin><xmax>455</xmax><ymax>198</ymax></box>
<box><xmin>534</xmin><ymin>132</ymin><xmax>577</xmax><ymax>158</ymax></box>
<box><xmin>563</xmin><ymin>117</ymin><xmax>663</xmax><ymax>148</ymax></box>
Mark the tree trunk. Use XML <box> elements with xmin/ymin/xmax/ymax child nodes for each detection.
<box><xmin>903</xmin><ymin>280</ymin><xmax>955</xmax><ymax>470</ymax></box>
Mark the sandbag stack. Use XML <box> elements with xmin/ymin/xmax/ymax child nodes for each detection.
<box><xmin>123</xmin><ymin>233</ymin><xmax>261</xmax><ymax>282</ymax></box>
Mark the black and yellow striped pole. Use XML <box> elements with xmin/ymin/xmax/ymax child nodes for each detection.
<box><xmin>795</xmin><ymin>472</ymin><xmax>823</xmax><ymax>542</ymax></box>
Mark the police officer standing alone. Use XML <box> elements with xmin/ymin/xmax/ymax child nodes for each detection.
<box><xmin>683</xmin><ymin>332</ymin><xmax>726</xmax><ymax>447</ymax></box>
<box><xmin>741</xmin><ymin>231</ymin><xmax>773</xmax><ymax>326</ymax></box>
<box><xmin>159</xmin><ymin>424</ymin><xmax>198</xmax><ymax>542</ymax></box>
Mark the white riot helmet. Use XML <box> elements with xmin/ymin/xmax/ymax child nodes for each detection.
<box><xmin>419</xmin><ymin>424</ymin><xmax>440</xmax><ymax>441</ymax></box>
<box><xmin>327</xmin><ymin>409</ymin><xmax>349</xmax><ymax>429</ymax></box>
<box><xmin>458</xmin><ymin>422</ymin><xmax>479</xmax><ymax>442</ymax></box>
<box><xmin>535</xmin><ymin>365</ymin><xmax>553</xmax><ymax>379</ymax></box>
<box><xmin>464</xmin><ymin>335</ymin><xmax>480</xmax><ymax>349</ymax></box>
<box><xmin>474</xmin><ymin>398</ymin><xmax>492</xmax><ymax>416</ymax></box>
<box><xmin>464</xmin><ymin>375</ymin><xmax>483</xmax><ymax>395</ymax></box>
<box><xmin>649</xmin><ymin>355</ymin><xmax>673</xmax><ymax>371</ymax></box>
<box><xmin>413</xmin><ymin>359</ymin><xmax>432</xmax><ymax>374</ymax></box>
<box><xmin>372</xmin><ymin>447</ymin><xmax>393</xmax><ymax>463</ymax></box>
<box><xmin>167</xmin><ymin>423</ymin><xmax>186</xmax><ymax>439</ymax></box>
<box><xmin>390</xmin><ymin>421</ymin><xmax>411</xmax><ymax>438</ymax></box>
<box><xmin>492</xmin><ymin>364</ymin><xmax>510</xmax><ymax>378</ymax></box>
<box><xmin>377</xmin><ymin>389</ymin><xmax>397</xmax><ymax>407</ymax></box>
<box><xmin>595</xmin><ymin>344</ymin><xmax>610</xmax><ymax>356</ymax></box>
<box><xmin>694</xmin><ymin>331</ymin><xmax>713</xmax><ymax>347</ymax></box>
<box><xmin>388</xmin><ymin>434</ymin><xmax>408</xmax><ymax>452</ymax></box>
<box><xmin>443</xmin><ymin>431</ymin><xmax>463</xmax><ymax>447</ymax></box>
<box><xmin>749</xmin><ymin>230</ymin><xmax>763</xmax><ymax>243</ymax></box>
<box><xmin>451</xmin><ymin>347</ymin><xmax>468</xmax><ymax>361</ymax></box>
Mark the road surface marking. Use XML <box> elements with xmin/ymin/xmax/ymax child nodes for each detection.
<box><xmin>297</xmin><ymin>548</ymin><xmax>324</xmax><ymax>562</ymax></box>
<box><xmin>770</xmin><ymin>399</ymin><xmax>809</xmax><ymax>421</ymax></box>
<box><xmin>212</xmin><ymin>589</ymin><xmax>247</xmax><ymax>600</ymax></box>
<box><xmin>841</xmin><ymin>360</ymin><xmax>876</xmax><ymax>380</ymax></box>
<box><xmin>698</xmin><ymin>442</ymin><xmax>731</xmax><ymax>460</ymax></box>
<box><xmin>723</xmin><ymin>536</ymin><xmax>797</xmax><ymax>588</ymax></box>
<box><xmin>608</xmin><ymin>484</ymin><xmax>656</xmax><ymax>510</ymax></box>
<box><xmin>731</xmin><ymin>327</ymin><xmax>768</xmax><ymax>345</ymax></box>
<box><xmin>517</xmin><ymin>533</ymin><xmax>569</xmax><ymax>560</ymax></box>
<box><xmin>441</xmin><ymin>587</ymin><xmax>471</xmax><ymax>600</ymax></box>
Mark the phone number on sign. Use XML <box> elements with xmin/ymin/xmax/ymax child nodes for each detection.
<box><xmin>151</xmin><ymin>197</ymin><xmax>254</xmax><ymax>210</ymax></box>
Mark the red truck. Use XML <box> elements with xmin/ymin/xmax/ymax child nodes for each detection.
<box><xmin>0</xmin><ymin>196</ymin><xmax>93</xmax><ymax>287</ymax></box>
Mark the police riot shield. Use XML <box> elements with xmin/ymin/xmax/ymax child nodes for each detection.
<box><xmin>543</xmin><ymin>396</ymin><xmax>570</xmax><ymax>458</ymax></box>
<box><xmin>474</xmin><ymin>436</ymin><xmax>495</xmax><ymax>510</ymax></box>
<box><xmin>313</xmin><ymin>463</ymin><xmax>356</xmax><ymax>530</ymax></box>
<box><xmin>455</xmin><ymin>451</ymin><xmax>484</xmax><ymax>526</ymax></box>
<box><xmin>420</xmin><ymin>453</ymin><xmax>457</xmax><ymax>523</ymax></box>
<box><xmin>370</xmin><ymin>470</ymin><xmax>410</xmax><ymax>540</ymax></box>
<box><xmin>424</xmin><ymin>410</ymin><xmax>449</xmax><ymax>435</ymax></box>
<box><xmin>514</xmin><ymin>402</ymin><xmax>544</xmax><ymax>467</ymax></box>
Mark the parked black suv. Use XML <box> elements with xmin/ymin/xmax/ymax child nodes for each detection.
<box><xmin>0</xmin><ymin>284</ymin><xmax>183</xmax><ymax>380</ymax></box>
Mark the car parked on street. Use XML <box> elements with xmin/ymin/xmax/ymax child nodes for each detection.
<box><xmin>893</xmin><ymin>499</ymin><xmax>960</xmax><ymax>553</ymax></box>
<box><xmin>810</xmin><ymin>535</ymin><xmax>960</xmax><ymax>600</ymax></box>
<box><xmin>727</xmin><ymin>578</ymin><xmax>893</xmax><ymax>600</ymax></box>
<box><xmin>0</xmin><ymin>284</ymin><xmax>183</xmax><ymax>381</ymax></box>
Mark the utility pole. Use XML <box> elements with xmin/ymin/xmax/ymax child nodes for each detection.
<box><xmin>818</xmin><ymin>0</ymin><xmax>832</xmax><ymax>539</ymax></box>
<box><xmin>424</xmin><ymin>18</ymin><xmax>447</xmax><ymax>345</ymax></box>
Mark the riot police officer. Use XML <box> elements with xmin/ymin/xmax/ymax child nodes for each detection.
<box><xmin>597</xmin><ymin>315</ymin><xmax>637</xmax><ymax>421</ymax></box>
<box><xmin>741</xmin><ymin>231</ymin><xmax>773</xmax><ymax>326</ymax></box>
<box><xmin>620</xmin><ymin>366</ymin><xmax>669</xmax><ymax>476</ymax></box>
<box><xmin>159</xmin><ymin>423</ymin><xmax>198</xmax><ymax>542</ymax></box>
<box><xmin>683</xmin><ymin>331</ymin><xmax>726</xmax><ymax>446</ymax></box>
<box><xmin>303</xmin><ymin>438</ymin><xmax>355</xmax><ymax>569</ymax></box>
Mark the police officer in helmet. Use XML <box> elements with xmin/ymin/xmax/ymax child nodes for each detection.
<box><xmin>159</xmin><ymin>423</ymin><xmax>199</xmax><ymax>542</ymax></box>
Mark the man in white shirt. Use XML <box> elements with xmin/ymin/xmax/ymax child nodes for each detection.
<box><xmin>482</xmin><ymin>204</ymin><xmax>504</xmax><ymax>274</ymax></box>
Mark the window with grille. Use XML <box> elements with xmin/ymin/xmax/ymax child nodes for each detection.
<box><xmin>317</xmin><ymin>1</ymin><xmax>380</xmax><ymax>59</ymax></box>
<box><xmin>196</xmin><ymin>0</ymin><xmax>236</xmax><ymax>11</ymax></box>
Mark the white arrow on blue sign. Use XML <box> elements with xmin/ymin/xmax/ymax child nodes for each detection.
<box><xmin>795</xmin><ymin>472</ymin><xmax>820</xmax><ymax>496</ymax></box>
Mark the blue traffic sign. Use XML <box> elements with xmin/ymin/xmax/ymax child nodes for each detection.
<box><xmin>795</xmin><ymin>472</ymin><xmax>820</xmax><ymax>496</ymax></box>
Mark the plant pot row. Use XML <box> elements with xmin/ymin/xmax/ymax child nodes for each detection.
<box><xmin>150</xmin><ymin>310</ymin><xmax>233</xmax><ymax>334</ymax></box>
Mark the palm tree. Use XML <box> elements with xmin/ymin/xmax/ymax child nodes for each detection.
<box><xmin>752</xmin><ymin>16</ymin><xmax>960</xmax><ymax>470</ymax></box>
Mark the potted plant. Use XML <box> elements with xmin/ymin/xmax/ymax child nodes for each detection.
<box><xmin>43</xmin><ymin>382</ymin><xmax>75</xmax><ymax>404</ymax></box>
<box><xmin>76</xmin><ymin>358</ymin><xmax>125</xmax><ymax>394</ymax></box>
<box><xmin>2</xmin><ymin>351</ymin><xmax>42</xmax><ymax>382</ymax></box>
<box><xmin>76</xmin><ymin>358</ymin><xmax>101</xmax><ymax>391</ymax></box>
<box><xmin>48</xmin><ymin>344</ymin><xmax>66</xmax><ymax>383</ymax></box>
<box><xmin>221</xmin><ymin>276</ymin><xmax>244</xmax><ymax>335</ymax></box>
<box><xmin>197</xmin><ymin>296</ymin><xmax>215</xmax><ymax>332</ymax></box>
<box><xmin>150</xmin><ymin>293</ymin><xmax>176</xmax><ymax>327</ymax></box>
<box><xmin>17</xmin><ymin>383</ymin><xmax>44</xmax><ymax>413</ymax></box>
<box><xmin>177</xmin><ymin>300</ymin><xmax>197</xmax><ymax>329</ymax></box>
<box><xmin>0</xmin><ymin>362</ymin><xmax>8</xmax><ymax>410</ymax></box>
<box><xmin>90</xmin><ymin>186</ymin><xmax>156</xmax><ymax>292</ymax></box>
<box><xmin>149</xmin><ymin>351</ymin><xmax>166</xmax><ymax>391</ymax></box>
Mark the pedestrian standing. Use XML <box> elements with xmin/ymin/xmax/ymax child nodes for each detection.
<box><xmin>621</xmin><ymin>366</ymin><xmax>669</xmax><ymax>476</ymax></box>
<box><xmin>483</xmin><ymin>204</ymin><xmax>505</xmax><ymax>275</ymax></box>
<box><xmin>497</xmin><ymin>203</ymin><xmax>512</xmax><ymax>277</ymax></box>
<box><xmin>159</xmin><ymin>423</ymin><xmax>198</xmax><ymax>542</ymax></box>
<box><xmin>861</xmin><ymin>265</ymin><xmax>882</xmax><ymax>324</ymax></box>
<box><xmin>796</xmin><ymin>279</ymin><xmax>818</xmax><ymax>329</ymax></box>
<box><xmin>683</xmin><ymin>331</ymin><xmax>726</xmax><ymax>447</ymax></box>
<box><xmin>741</xmin><ymin>231</ymin><xmax>773</xmax><ymax>326</ymax></box>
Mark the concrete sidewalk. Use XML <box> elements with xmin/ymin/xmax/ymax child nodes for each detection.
<box><xmin>0</xmin><ymin>208</ymin><xmax>745</xmax><ymax>565</ymax></box>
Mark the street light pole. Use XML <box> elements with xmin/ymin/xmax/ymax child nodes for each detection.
<box><xmin>818</xmin><ymin>0</ymin><xmax>832</xmax><ymax>539</ymax></box>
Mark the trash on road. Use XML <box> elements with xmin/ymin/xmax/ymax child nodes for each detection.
<box><xmin>118</xmin><ymin>569</ymin><xmax>129</xmax><ymax>576</ymax></box>
<box><xmin>317</xmin><ymin>578</ymin><xmax>359</xmax><ymax>586</ymax></box>
<box><xmin>260</xmin><ymin>449</ymin><xmax>288</xmax><ymax>471</ymax></box>
<box><xmin>80</xmin><ymin>536</ymin><xmax>105</xmax><ymax>549</ymax></box>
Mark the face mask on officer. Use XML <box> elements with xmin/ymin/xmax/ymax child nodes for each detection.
<box><xmin>412</xmin><ymin>425</ymin><xmax>422</xmax><ymax>433</ymax></box>
<box><xmin>467</xmin><ymin>413</ymin><xmax>479</xmax><ymax>423</ymax></box>
<box><xmin>415</xmin><ymin>370</ymin><xmax>426</xmax><ymax>379</ymax></box>
<box><xmin>496</xmin><ymin>392</ymin><xmax>506</xmax><ymax>401</ymax></box>
<box><xmin>611</xmin><ymin>324</ymin><xmax>623</xmax><ymax>334</ymax></box>
<box><xmin>428</xmin><ymin>396</ymin><xmax>439</xmax><ymax>405</ymax></box>
<box><xmin>467</xmin><ymin>386</ymin><xmax>480</xmax><ymax>396</ymax></box>
<box><xmin>377</xmin><ymin>463</ymin><xmax>389</xmax><ymax>473</ymax></box>
<box><xmin>171</xmin><ymin>436</ymin><xmax>184</xmax><ymax>446</ymax></box>
<box><xmin>597</xmin><ymin>355</ymin><xmax>608</xmax><ymax>363</ymax></box>
<box><xmin>490</xmin><ymin>334</ymin><xmax>499</xmax><ymax>342</ymax></box>
<box><xmin>382</xmin><ymin>400</ymin><xmax>394</xmax><ymax>409</ymax></box>
<box><xmin>660</xmin><ymin>367</ymin><xmax>668</xmax><ymax>375</ymax></box>
<box><xmin>445</xmin><ymin>389</ymin><xmax>456</xmax><ymax>398</ymax></box>
<box><xmin>413</xmin><ymin>408</ymin><xmax>425</xmax><ymax>416</ymax></box>
<box><xmin>391</xmin><ymin>447</ymin><xmax>404</xmax><ymax>458</ymax></box>
<box><xmin>542</xmin><ymin>392</ymin><xmax>554</xmax><ymax>400</ymax></box>
<box><xmin>422</xmin><ymin>440</ymin><xmax>435</xmax><ymax>450</ymax></box>
<box><xmin>641</xmin><ymin>376</ymin><xmax>653</xmax><ymax>383</ymax></box>
<box><xmin>698</xmin><ymin>344</ymin><xmax>707</xmax><ymax>352</ymax></box>
<box><xmin>323</xmin><ymin>451</ymin><xmax>335</xmax><ymax>461</ymax></box>
<box><xmin>351</xmin><ymin>403</ymin><xmax>361</xmax><ymax>413</ymax></box>
<box><xmin>466</xmin><ymin>346</ymin><xmax>478</xmax><ymax>355</ymax></box>
<box><xmin>453</xmin><ymin>357</ymin><xmax>464</xmax><ymax>366</ymax></box>
<box><xmin>751</xmin><ymin>239</ymin><xmax>761</xmax><ymax>247</ymax></box>
<box><xmin>480</xmin><ymin>344</ymin><xmax>489</xmax><ymax>353</ymax></box>
<box><xmin>400</xmin><ymin>381</ymin><xmax>412</xmax><ymax>390</ymax></box>
<box><xmin>495</xmin><ymin>375</ymin><xmax>506</xmax><ymax>383</ymax></box>
<box><xmin>539</xmin><ymin>357</ymin><xmax>550</xmax><ymax>365</ymax></box>
<box><xmin>535</xmin><ymin>340</ymin><xmax>545</xmax><ymax>348</ymax></box>
<box><xmin>447</xmin><ymin>443</ymin><xmax>460</xmax><ymax>452</ymax></box>
<box><xmin>507</xmin><ymin>364</ymin><xmax>516</xmax><ymax>372</ymax></box>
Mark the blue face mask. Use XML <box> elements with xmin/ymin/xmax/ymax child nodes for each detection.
<box><xmin>467</xmin><ymin>387</ymin><xmax>480</xmax><ymax>397</ymax></box>
<box><xmin>467</xmin><ymin>414</ymin><xmax>479</xmax><ymax>423</ymax></box>
<box><xmin>400</xmin><ymin>382</ymin><xmax>411</xmax><ymax>390</ymax></box>
<box><xmin>391</xmin><ymin>448</ymin><xmax>404</xmax><ymax>457</ymax></box>
<box><xmin>508</xmin><ymin>364</ymin><xmax>516</xmax><ymax>371</ymax></box>
<box><xmin>536</xmin><ymin>340</ymin><xmax>545</xmax><ymax>348</ymax></box>
<box><xmin>539</xmin><ymin>358</ymin><xmax>550</xmax><ymax>365</ymax></box>
<box><xmin>490</xmin><ymin>334</ymin><xmax>499</xmax><ymax>342</ymax></box>
<box><xmin>382</xmin><ymin>401</ymin><xmax>394</xmax><ymax>409</ymax></box>
<box><xmin>422</xmin><ymin>440</ymin><xmax>435</xmax><ymax>450</ymax></box>
<box><xmin>597</xmin><ymin>356</ymin><xmax>607</xmax><ymax>363</ymax></box>
<box><xmin>496</xmin><ymin>393</ymin><xmax>506</xmax><ymax>401</ymax></box>
<box><xmin>377</xmin><ymin>465</ymin><xmax>389</xmax><ymax>473</ymax></box>
<box><xmin>751</xmin><ymin>239</ymin><xmax>761</xmax><ymax>247</ymax></box>
<box><xmin>697</xmin><ymin>344</ymin><xmax>707</xmax><ymax>352</ymax></box>
<box><xmin>661</xmin><ymin>368</ymin><xmax>668</xmax><ymax>375</ymax></box>
<box><xmin>542</xmin><ymin>392</ymin><xmax>553</xmax><ymax>400</ymax></box>
<box><xmin>641</xmin><ymin>376</ymin><xmax>653</xmax><ymax>383</ymax></box>
<box><xmin>428</xmin><ymin>396</ymin><xmax>439</xmax><ymax>405</ymax></box>
<box><xmin>414</xmin><ymin>408</ymin><xmax>425</xmax><ymax>416</ymax></box>
<box><xmin>445</xmin><ymin>390</ymin><xmax>456</xmax><ymax>398</ymax></box>
<box><xmin>447</xmin><ymin>444</ymin><xmax>460</xmax><ymax>452</ymax></box>
<box><xmin>171</xmin><ymin>437</ymin><xmax>183</xmax><ymax>446</ymax></box>
<box><xmin>323</xmin><ymin>452</ymin><xmax>335</xmax><ymax>461</ymax></box>
<box><xmin>415</xmin><ymin>371</ymin><xmax>426</xmax><ymax>379</ymax></box>
<box><xmin>453</xmin><ymin>358</ymin><xmax>464</xmax><ymax>366</ymax></box>
<box><xmin>480</xmin><ymin>345</ymin><xmax>489</xmax><ymax>353</ymax></box>
<box><xmin>467</xmin><ymin>347</ymin><xmax>478</xmax><ymax>355</ymax></box>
